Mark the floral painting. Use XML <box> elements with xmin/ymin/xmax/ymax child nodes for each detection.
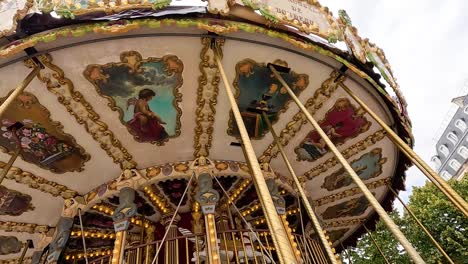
<box><xmin>228</xmin><ymin>59</ymin><xmax>309</xmax><ymax>138</ymax></box>
<box><xmin>84</xmin><ymin>51</ymin><xmax>183</xmax><ymax>144</ymax></box>
<box><xmin>295</xmin><ymin>98</ymin><xmax>370</xmax><ymax>161</ymax></box>
<box><xmin>0</xmin><ymin>92</ymin><xmax>89</xmax><ymax>173</ymax></box>
<box><xmin>322</xmin><ymin>148</ymin><xmax>387</xmax><ymax>191</ymax></box>
<box><xmin>322</xmin><ymin>195</ymin><xmax>369</xmax><ymax>220</ymax></box>
<box><xmin>0</xmin><ymin>186</ymin><xmax>34</xmax><ymax>216</ymax></box>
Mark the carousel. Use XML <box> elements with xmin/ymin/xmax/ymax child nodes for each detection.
<box><xmin>0</xmin><ymin>0</ymin><xmax>466</xmax><ymax>264</ymax></box>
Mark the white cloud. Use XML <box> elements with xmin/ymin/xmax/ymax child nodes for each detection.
<box><xmin>321</xmin><ymin>0</ymin><xmax>468</xmax><ymax>203</ymax></box>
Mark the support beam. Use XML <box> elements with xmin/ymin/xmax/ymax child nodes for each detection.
<box><xmin>340</xmin><ymin>82</ymin><xmax>468</xmax><ymax>217</ymax></box>
<box><xmin>363</xmin><ymin>225</ymin><xmax>390</xmax><ymax>264</ymax></box>
<box><xmin>215</xmin><ymin>53</ymin><xmax>298</xmax><ymax>264</ymax></box>
<box><xmin>269</xmin><ymin>64</ymin><xmax>425</xmax><ymax>264</ymax></box>
<box><xmin>262</xmin><ymin>111</ymin><xmax>339</xmax><ymax>264</ymax></box>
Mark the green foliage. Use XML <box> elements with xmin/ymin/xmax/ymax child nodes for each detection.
<box><xmin>340</xmin><ymin>178</ymin><xmax>468</xmax><ymax>264</ymax></box>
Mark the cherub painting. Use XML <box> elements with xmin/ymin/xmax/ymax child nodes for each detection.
<box><xmin>322</xmin><ymin>148</ymin><xmax>387</xmax><ymax>191</ymax></box>
<box><xmin>296</xmin><ymin>98</ymin><xmax>370</xmax><ymax>161</ymax></box>
<box><xmin>322</xmin><ymin>195</ymin><xmax>369</xmax><ymax>220</ymax></box>
<box><xmin>84</xmin><ymin>51</ymin><xmax>183</xmax><ymax>144</ymax></box>
<box><xmin>229</xmin><ymin>59</ymin><xmax>309</xmax><ymax>138</ymax></box>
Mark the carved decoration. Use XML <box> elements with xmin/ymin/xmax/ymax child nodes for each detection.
<box><xmin>301</xmin><ymin>130</ymin><xmax>386</xmax><ymax>181</ymax></box>
<box><xmin>337</xmin><ymin>10</ymin><xmax>367</xmax><ymax>64</ymax></box>
<box><xmin>323</xmin><ymin>218</ymin><xmax>366</xmax><ymax>229</ymax></box>
<box><xmin>25</xmin><ymin>54</ymin><xmax>137</xmax><ymax>169</ymax></box>
<box><xmin>112</xmin><ymin>187</ymin><xmax>137</xmax><ymax>222</ymax></box>
<box><xmin>84</xmin><ymin>51</ymin><xmax>183</xmax><ymax>145</ymax></box>
<box><xmin>0</xmin><ymin>221</ymin><xmax>50</xmax><ymax>234</ymax></box>
<box><xmin>0</xmin><ymin>161</ymin><xmax>78</xmax><ymax>198</ymax></box>
<box><xmin>228</xmin><ymin>59</ymin><xmax>309</xmax><ymax>139</ymax></box>
<box><xmin>295</xmin><ymin>98</ymin><xmax>370</xmax><ymax>161</ymax></box>
<box><xmin>195</xmin><ymin>173</ymin><xmax>220</xmax><ymax>212</ymax></box>
<box><xmin>205</xmin><ymin>0</ymin><xmax>231</xmax><ymax>15</ymax></box>
<box><xmin>0</xmin><ymin>92</ymin><xmax>90</xmax><ymax>173</ymax></box>
<box><xmin>314</xmin><ymin>178</ymin><xmax>391</xmax><ymax>207</ymax></box>
<box><xmin>0</xmin><ymin>257</ymin><xmax>32</xmax><ymax>264</ymax></box>
<box><xmin>0</xmin><ymin>186</ymin><xmax>34</xmax><ymax>216</ymax></box>
<box><xmin>194</xmin><ymin>37</ymin><xmax>224</xmax><ymax>157</ymax></box>
<box><xmin>259</xmin><ymin>70</ymin><xmax>345</xmax><ymax>162</ymax></box>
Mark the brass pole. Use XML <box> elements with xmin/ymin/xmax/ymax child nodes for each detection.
<box><xmin>363</xmin><ymin>225</ymin><xmax>390</xmax><ymax>264</ymax></box>
<box><xmin>78</xmin><ymin>209</ymin><xmax>89</xmax><ymax>264</ymax></box>
<box><xmin>269</xmin><ymin>65</ymin><xmax>425</xmax><ymax>264</ymax></box>
<box><xmin>340</xmin><ymin>83</ymin><xmax>468</xmax><ymax>216</ymax></box>
<box><xmin>215</xmin><ymin>54</ymin><xmax>298</xmax><ymax>264</ymax></box>
<box><xmin>0</xmin><ymin>148</ymin><xmax>20</xmax><ymax>185</ymax></box>
<box><xmin>262</xmin><ymin>111</ymin><xmax>338</xmax><ymax>264</ymax></box>
<box><xmin>0</xmin><ymin>67</ymin><xmax>40</xmax><ymax>117</ymax></box>
<box><xmin>18</xmin><ymin>240</ymin><xmax>33</xmax><ymax>264</ymax></box>
<box><xmin>389</xmin><ymin>187</ymin><xmax>454</xmax><ymax>264</ymax></box>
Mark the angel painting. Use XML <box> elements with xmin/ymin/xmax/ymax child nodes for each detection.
<box><xmin>84</xmin><ymin>51</ymin><xmax>183</xmax><ymax>144</ymax></box>
<box><xmin>127</xmin><ymin>89</ymin><xmax>168</xmax><ymax>142</ymax></box>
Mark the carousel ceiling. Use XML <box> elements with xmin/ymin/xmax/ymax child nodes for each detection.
<box><xmin>0</xmin><ymin>1</ymin><xmax>413</xmax><ymax>262</ymax></box>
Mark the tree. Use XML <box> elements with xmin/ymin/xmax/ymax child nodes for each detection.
<box><xmin>341</xmin><ymin>177</ymin><xmax>468</xmax><ymax>264</ymax></box>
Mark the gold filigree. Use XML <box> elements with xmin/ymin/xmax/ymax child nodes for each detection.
<box><xmin>25</xmin><ymin>54</ymin><xmax>137</xmax><ymax>169</ymax></box>
<box><xmin>323</xmin><ymin>218</ymin><xmax>366</xmax><ymax>228</ymax></box>
<box><xmin>193</xmin><ymin>37</ymin><xmax>224</xmax><ymax>157</ymax></box>
<box><xmin>0</xmin><ymin>257</ymin><xmax>32</xmax><ymax>264</ymax></box>
<box><xmin>300</xmin><ymin>129</ymin><xmax>386</xmax><ymax>181</ymax></box>
<box><xmin>84</xmin><ymin>51</ymin><xmax>183</xmax><ymax>146</ymax></box>
<box><xmin>0</xmin><ymin>162</ymin><xmax>78</xmax><ymax>199</ymax></box>
<box><xmin>314</xmin><ymin>177</ymin><xmax>392</xmax><ymax>206</ymax></box>
<box><xmin>0</xmin><ymin>221</ymin><xmax>50</xmax><ymax>234</ymax></box>
<box><xmin>259</xmin><ymin>70</ymin><xmax>345</xmax><ymax>162</ymax></box>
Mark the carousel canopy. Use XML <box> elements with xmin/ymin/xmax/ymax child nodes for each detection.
<box><xmin>0</xmin><ymin>0</ymin><xmax>413</xmax><ymax>262</ymax></box>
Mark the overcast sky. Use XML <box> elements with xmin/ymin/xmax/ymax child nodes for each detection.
<box><xmin>321</xmin><ymin>0</ymin><xmax>468</xmax><ymax>205</ymax></box>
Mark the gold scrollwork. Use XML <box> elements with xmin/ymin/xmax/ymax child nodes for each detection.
<box><xmin>193</xmin><ymin>37</ymin><xmax>225</xmax><ymax>157</ymax></box>
<box><xmin>25</xmin><ymin>54</ymin><xmax>137</xmax><ymax>169</ymax></box>
<box><xmin>0</xmin><ymin>220</ymin><xmax>50</xmax><ymax>234</ymax></box>
<box><xmin>322</xmin><ymin>218</ymin><xmax>366</xmax><ymax>229</ymax></box>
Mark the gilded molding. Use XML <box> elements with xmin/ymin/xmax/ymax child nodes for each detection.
<box><xmin>0</xmin><ymin>221</ymin><xmax>50</xmax><ymax>234</ymax></box>
<box><xmin>24</xmin><ymin>54</ymin><xmax>137</xmax><ymax>169</ymax></box>
<box><xmin>314</xmin><ymin>177</ymin><xmax>392</xmax><ymax>206</ymax></box>
<box><xmin>0</xmin><ymin>161</ymin><xmax>78</xmax><ymax>199</ymax></box>
<box><xmin>300</xmin><ymin>129</ymin><xmax>386</xmax><ymax>181</ymax></box>
<box><xmin>193</xmin><ymin>37</ymin><xmax>224</xmax><ymax>157</ymax></box>
<box><xmin>259</xmin><ymin>70</ymin><xmax>345</xmax><ymax>163</ymax></box>
<box><xmin>322</xmin><ymin>218</ymin><xmax>366</xmax><ymax>228</ymax></box>
<box><xmin>0</xmin><ymin>257</ymin><xmax>32</xmax><ymax>264</ymax></box>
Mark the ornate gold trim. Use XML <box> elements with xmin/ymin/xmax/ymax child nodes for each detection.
<box><xmin>25</xmin><ymin>54</ymin><xmax>137</xmax><ymax>169</ymax></box>
<box><xmin>0</xmin><ymin>220</ymin><xmax>50</xmax><ymax>234</ymax></box>
<box><xmin>300</xmin><ymin>129</ymin><xmax>387</xmax><ymax>181</ymax></box>
<box><xmin>314</xmin><ymin>177</ymin><xmax>392</xmax><ymax>206</ymax></box>
<box><xmin>259</xmin><ymin>70</ymin><xmax>345</xmax><ymax>162</ymax></box>
<box><xmin>0</xmin><ymin>161</ymin><xmax>78</xmax><ymax>199</ymax></box>
<box><xmin>0</xmin><ymin>0</ymin><xmax>34</xmax><ymax>38</ymax></box>
<box><xmin>83</xmin><ymin>51</ymin><xmax>184</xmax><ymax>146</ymax></box>
<box><xmin>0</xmin><ymin>91</ymin><xmax>90</xmax><ymax>173</ymax></box>
<box><xmin>193</xmin><ymin>37</ymin><xmax>224</xmax><ymax>157</ymax></box>
<box><xmin>322</xmin><ymin>218</ymin><xmax>366</xmax><ymax>229</ymax></box>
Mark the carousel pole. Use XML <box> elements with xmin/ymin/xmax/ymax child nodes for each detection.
<box><xmin>268</xmin><ymin>64</ymin><xmax>425</xmax><ymax>264</ymax></box>
<box><xmin>214</xmin><ymin>53</ymin><xmax>298</xmax><ymax>264</ymax></box>
<box><xmin>362</xmin><ymin>225</ymin><xmax>390</xmax><ymax>264</ymax></box>
<box><xmin>0</xmin><ymin>66</ymin><xmax>40</xmax><ymax>117</ymax></box>
<box><xmin>262</xmin><ymin>112</ymin><xmax>338</xmax><ymax>264</ymax></box>
<box><xmin>0</xmin><ymin>124</ymin><xmax>22</xmax><ymax>185</ymax></box>
<box><xmin>389</xmin><ymin>186</ymin><xmax>454</xmax><ymax>264</ymax></box>
<box><xmin>339</xmin><ymin>83</ymin><xmax>468</xmax><ymax>216</ymax></box>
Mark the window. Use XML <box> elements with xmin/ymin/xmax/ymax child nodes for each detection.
<box><xmin>464</xmin><ymin>105</ymin><xmax>468</xmax><ymax>114</ymax></box>
<box><xmin>431</xmin><ymin>156</ymin><xmax>442</xmax><ymax>169</ymax></box>
<box><xmin>447</xmin><ymin>132</ymin><xmax>458</xmax><ymax>144</ymax></box>
<box><xmin>457</xmin><ymin>146</ymin><xmax>468</xmax><ymax>159</ymax></box>
<box><xmin>439</xmin><ymin>144</ymin><xmax>450</xmax><ymax>157</ymax></box>
<box><xmin>455</xmin><ymin>119</ymin><xmax>467</xmax><ymax>132</ymax></box>
<box><xmin>449</xmin><ymin>159</ymin><xmax>461</xmax><ymax>171</ymax></box>
<box><xmin>440</xmin><ymin>171</ymin><xmax>452</xmax><ymax>180</ymax></box>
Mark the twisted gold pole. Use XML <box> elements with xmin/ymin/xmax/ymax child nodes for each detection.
<box><xmin>269</xmin><ymin>65</ymin><xmax>425</xmax><ymax>264</ymax></box>
<box><xmin>389</xmin><ymin>186</ymin><xmax>454</xmax><ymax>264</ymax></box>
<box><xmin>262</xmin><ymin>112</ymin><xmax>338</xmax><ymax>264</ymax></box>
<box><xmin>215</xmin><ymin>54</ymin><xmax>298</xmax><ymax>264</ymax></box>
<box><xmin>363</xmin><ymin>225</ymin><xmax>390</xmax><ymax>264</ymax></box>
<box><xmin>340</xmin><ymin>83</ymin><xmax>468</xmax><ymax>217</ymax></box>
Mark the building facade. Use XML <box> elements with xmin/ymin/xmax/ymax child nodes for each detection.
<box><xmin>432</xmin><ymin>96</ymin><xmax>468</xmax><ymax>181</ymax></box>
